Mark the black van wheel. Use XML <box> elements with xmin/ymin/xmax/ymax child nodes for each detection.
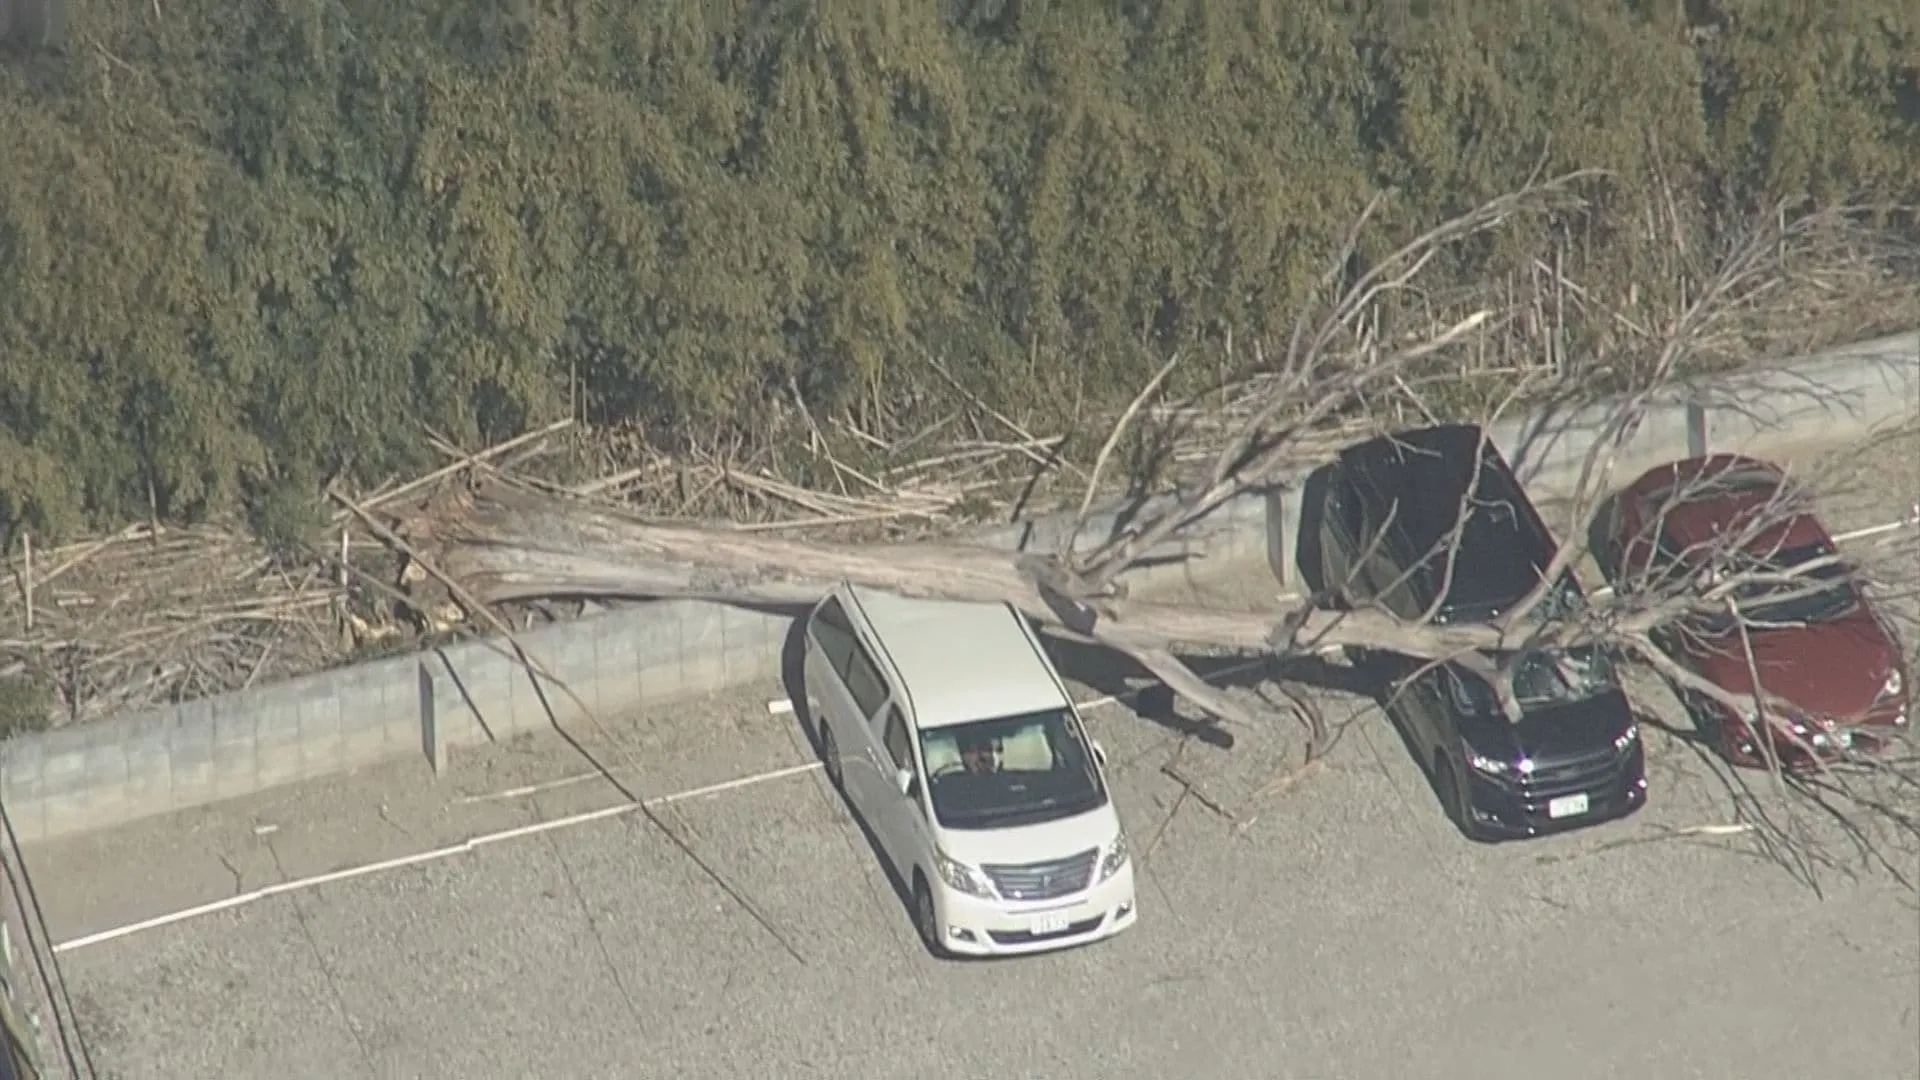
<box><xmin>1435</xmin><ymin>756</ymin><xmax>1483</xmax><ymax>842</ymax></box>
<box><xmin>819</xmin><ymin>722</ymin><xmax>844</xmax><ymax>791</ymax></box>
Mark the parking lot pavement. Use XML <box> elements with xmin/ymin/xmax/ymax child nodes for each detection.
<box><xmin>38</xmin><ymin>658</ymin><xmax>1920</xmax><ymax>1080</ymax></box>
<box><xmin>1800</xmin><ymin>426</ymin><xmax>1919</xmax><ymax>534</ymax></box>
<box><xmin>32</xmin><ymin>426</ymin><xmax>1920</xmax><ymax>1080</ymax></box>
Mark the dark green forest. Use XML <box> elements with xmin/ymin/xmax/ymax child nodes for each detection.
<box><xmin>1</xmin><ymin>0</ymin><xmax>1916</xmax><ymax>542</ymax></box>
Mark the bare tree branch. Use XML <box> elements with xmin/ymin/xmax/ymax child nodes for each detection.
<box><xmin>391</xmin><ymin>180</ymin><xmax>1919</xmax><ymax>888</ymax></box>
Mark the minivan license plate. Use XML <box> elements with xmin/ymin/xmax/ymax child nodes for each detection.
<box><xmin>1029</xmin><ymin>912</ymin><xmax>1070</xmax><ymax>935</ymax></box>
<box><xmin>1548</xmin><ymin>793</ymin><xmax>1590</xmax><ymax>819</ymax></box>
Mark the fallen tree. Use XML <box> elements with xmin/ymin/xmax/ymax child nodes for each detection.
<box><xmin>398</xmin><ymin>177</ymin><xmax>1883</xmax><ymax>702</ymax></box>
<box><xmin>392</xmin><ymin>175</ymin><xmax>1919</xmax><ymax>880</ymax></box>
<box><xmin>391</xmin><ymin>174</ymin><xmax>1589</xmax><ymax>734</ymax></box>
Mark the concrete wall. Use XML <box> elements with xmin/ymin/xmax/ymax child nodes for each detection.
<box><xmin>5</xmin><ymin>332</ymin><xmax>1915</xmax><ymax>844</ymax></box>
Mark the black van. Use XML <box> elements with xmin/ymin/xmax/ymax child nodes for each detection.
<box><xmin>1317</xmin><ymin>424</ymin><xmax>1647</xmax><ymax>840</ymax></box>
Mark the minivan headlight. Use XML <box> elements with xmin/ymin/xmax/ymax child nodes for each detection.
<box><xmin>933</xmin><ymin>850</ymin><xmax>995</xmax><ymax>899</ymax></box>
<box><xmin>1880</xmin><ymin>668</ymin><xmax>1904</xmax><ymax>701</ymax></box>
<box><xmin>1099</xmin><ymin>833</ymin><xmax>1130</xmax><ymax>882</ymax></box>
<box><xmin>1613</xmin><ymin>724</ymin><xmax>1639</xmax><ymax>753</ymax></box>
<box><xmin>1466</xmin><ymin>749</ymin><xmax>1509</xmax><ymax>776</ymax></box>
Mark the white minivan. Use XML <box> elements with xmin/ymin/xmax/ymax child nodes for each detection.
<box><xmin>802</xmin><ymin>582</ymin><xmax>1137</xmax><ymax>958</ymax></box>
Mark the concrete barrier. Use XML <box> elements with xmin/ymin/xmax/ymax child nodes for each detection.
<box><xmin>4</xmin><ymin>332</ymin><xmax>1915</xmax><ymax>843</ymax></box>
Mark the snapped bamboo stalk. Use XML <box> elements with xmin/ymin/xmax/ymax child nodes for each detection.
<box><xmin>19</xmin><ymin>533</ymin><xmax>30</xmax><ymax>632</ymax></box>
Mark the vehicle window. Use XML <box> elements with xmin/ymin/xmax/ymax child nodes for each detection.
<box><xmin>1361</xmin><ymin>505</ymin><xmax>1434</xmax><ymax>616</ymax></box>
<box><xmin>842</xmin><ymin>646</ymin><xmax>890</xmax><ymax>719</ymax></box>
<box><xmin>882</xmin><ymin>708</ymin><xmax>913</xmax><ymax>771</ymax></box>
<box><xmin>1511</xmin><ymin>648</ymin><xmax>1618</xmax><ymax>708</ymax></box>
<box><xmin>809</xmin><ymin>597</ymin><xmax>859</xmax><ymax>678</ymax></box>
<box><xmin>1700</xmin><ymin>542</ymin><xmax>1856</xmax><ymax>630</ymax></box>
<box><xmin>1440</xmin><ymin>648</ymin><xmax>1618</xmax><ymax>715</ymax></box>
<box><xmin>1378</xmin><ymin>557</ymin><xmax>1426</xmax><ymax>619</ymax></box>
<box><xmin>1440</xmin><ymin>667</ymin><xmax>1498</xmax><ymax>717</ymax></box>
<box><xmin>1329</xmin><ymin>476</ymin><xmax>1366</xmax><ymax>540</ymax></box>
<box><xmin>916</xmin><ymin>709</ymin><xmax>1107</xmax><ymax>830</ymax></box>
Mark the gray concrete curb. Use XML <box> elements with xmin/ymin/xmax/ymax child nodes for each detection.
<box><xmin>5</xmin><ymin>332</ymin><xmax>1915</xmax><ymax>843</ymax></box>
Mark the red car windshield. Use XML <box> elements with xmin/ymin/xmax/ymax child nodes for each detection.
<box><xmin>1701</xmin><ymin>542</ymin><xmax>1856</xmax><ymax>630</ymax></box>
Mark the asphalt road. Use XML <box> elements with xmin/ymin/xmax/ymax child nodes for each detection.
<box><xmin>26</xmin><ymin>430</ymin><xmax>1920</xmax><ymax>1080</ymax></box>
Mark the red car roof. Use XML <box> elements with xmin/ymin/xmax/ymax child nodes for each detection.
<box><xmin>1628</xmin><ymin>454</ymin><xmax>1833</xmax><ymax>556</ymax></box>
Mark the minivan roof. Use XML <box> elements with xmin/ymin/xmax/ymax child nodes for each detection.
<box><xmin>845</xmin><ymin>586</ymin><xmax>1071</xmax><ymax>730</ymax></box>
<box><xmin>1340</xmin><ymin>424</ymin><xmax>1561</xmax><ymax>619</ymax></box>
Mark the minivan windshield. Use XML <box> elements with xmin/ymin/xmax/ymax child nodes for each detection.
<box><xmin>1448</xmin><ymin>647</ymin><xmax>1621</xmax><ymax>715</ymax></box>
<box><xmin>918</xmin><ymin>708</ymin><xmax>1106</xmax><ymax>830</ymax></box>
<box><xmin>1510</xmin><ymin>647</ymin><xmax>1619</xmax><ymax>708</ymax></box>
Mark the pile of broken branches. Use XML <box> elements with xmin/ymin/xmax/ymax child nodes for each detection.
<box><xmin>0</xmin><ymin>523</ymin><xmax>346</xmax><ymax>727</ymax></box>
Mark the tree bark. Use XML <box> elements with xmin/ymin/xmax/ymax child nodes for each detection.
<box><xmin>403</xmin><ymin>481</ymin><xmax>1556</xmax><ymax>664</ymax></box>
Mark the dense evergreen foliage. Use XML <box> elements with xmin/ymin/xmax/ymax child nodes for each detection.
<box><xmin>1</xmin><ymin>0</ymin><xmax>1915</xmax><ymax>540</ymax></box>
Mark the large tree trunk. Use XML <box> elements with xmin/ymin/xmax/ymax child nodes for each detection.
<box><xmin>402</xmin><ymin>481</ymin><xmax>1544</xmax><ymax>667</ymax></box>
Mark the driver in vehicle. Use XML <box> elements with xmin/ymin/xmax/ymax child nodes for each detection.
<box><xmin>959</xmin><ymin>735</ymin><xmax>1002</xmax><ymax>775</ymax></box>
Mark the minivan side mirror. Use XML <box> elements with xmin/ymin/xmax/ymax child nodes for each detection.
<box><xmin>1091</xmin><ymin>740</ymin><xmax>1108</xmax><ymax>767</ymax></box>
<box><xmin>894</xmin><ymin>767</ymin><xmax>915</xmax><ymax>796</ymax></box>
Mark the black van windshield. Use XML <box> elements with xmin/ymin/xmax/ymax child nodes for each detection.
<box><xmin>1446</xmin><ymin>647</ymin><xmax>1621</xmax><ymax>715</ymax></box>
<box><xmin>918</xmin><ymin>708</ymin><xmax>1106</xmax><ymax>830</ymax></box>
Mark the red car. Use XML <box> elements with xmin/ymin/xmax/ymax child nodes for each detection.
<box><xmin>1608</xmin><ymin>454</ymin><xmax>1911</xmax><ymax>767</ymax></box>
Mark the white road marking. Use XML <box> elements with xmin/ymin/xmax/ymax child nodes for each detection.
<box><xmin>1671</xmin><ymin>823</ymin><xmax>1755</xmax><ymax>837</ymax></box>
<box><xmin>53</xmin><ymin>762</ymin><xmax>822</xmax><ymax>955</ymax></box>
<box><xmin>459</xmin><ymin>771</ymin><xmax>606</xmax><ymax>804</ymax></box>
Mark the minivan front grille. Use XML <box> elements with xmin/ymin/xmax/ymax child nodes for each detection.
<box><xmin>1524</xmin><ymin>753</ymin><xmax>1618</xmax><ymax>789</ymax></box>
<box><xmin>981</xmin><ymin>848</ymin><xmax>1099</xmax><ymax>901</ymax></box>
<box><xmin>1491</xmin><ymin>742</ymin><xmax>1637</xmax><ymax>802</ymax></box>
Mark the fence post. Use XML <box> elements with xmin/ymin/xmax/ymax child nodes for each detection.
<box><xmin>1265</xmin><ymin>488</ymin><xmax>1293</xmax><ymax>590</ymax></box>
<box><xmin>1685</xmin><ymin>398</ymin><xmax>1709</xmax><ymax>458</ymax></box>
<box><xmin>418</xmin><ymin>662</ymin><xmax>445</xmax><ymax>776</ymax></box>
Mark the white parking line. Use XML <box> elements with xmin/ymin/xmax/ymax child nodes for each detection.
<box><xmin>459</xmin><ymin>771</ymin><xmax>611</xmax><ymax>804</ymax></box>
<box><xmin>53</xmin><ymin>762</ymin><xmax>822</xmax><ymax>956</ymax></box>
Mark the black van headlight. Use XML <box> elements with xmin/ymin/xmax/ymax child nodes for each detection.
<box><xmin>1466</xmin><ymin>749</ymin><xmax>1511</xmax><ymax>776</ymax></box>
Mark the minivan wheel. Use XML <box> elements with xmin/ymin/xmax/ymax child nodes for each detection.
<box><xmin>1435</xmin><ymin>756</ymin><xmax>1483</xmax><ymax>842</ymax></box>
<box><xmin>911</xmin><ymin>873</ymin><xmax>948</xmax><ymax>959</ymax></box>
<box><xmin>818</xmin><ymin>723</ymin><xmax>844</xmax><ymax>791</ymax></box>
<box><xmin>1682</xmin><ymin>692</ymin><xmax>1728</xmax><ymax>757</ymax></box>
